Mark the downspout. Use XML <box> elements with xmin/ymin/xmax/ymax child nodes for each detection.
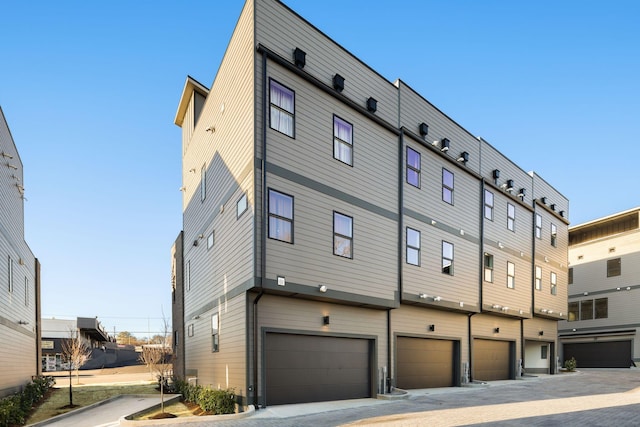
<box><xmin>391</xmin><ymin>129</ymin><xmax>404</xmax><ymax>390</ymax></box>
<box><xmin>467</xmin><ymin>312</ymin><xmax>477</xmax><ymax>383</ymax></box>
<box><xmin>252</xmin><ymin>49</ymin><xmax>268</xmax><ymax>410</ymax></box>
<box><xmin>470</xmin><ymin>179</ymin><xmax>486</xmax><ymax>384</ymax></box>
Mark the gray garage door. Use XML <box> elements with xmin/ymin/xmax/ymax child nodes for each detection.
<box><xmin>265</xmin><ymin>333</ymin><xmax>372</xmax><ymax>405</ymax></box>
<box><xmin>396</xmin><ymin>337</ymin><xmax>455</xmax><ymax>389</ymax></box>
<box><xmin>563</xmin><ymin>341</ymin><xmax>632</xmax><ymax>368</ymax></box>
<box><xmin>473</xmin><ymin>339</ymin><xmax>511</xmax><ymax>381</ymax></box>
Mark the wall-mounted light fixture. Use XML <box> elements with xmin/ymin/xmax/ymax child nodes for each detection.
<box><xmin>540</xmin><ymin>197</ymin><xmax>547</xmax><ymax>204</ymax></box>
<box><xmin>627</xmin><ymin>286</ymin><xmax>631</xmax><ymax>291</ymax></box>
<box><xmin>548</xmin><ymin>310</ymin><xmax>553</xmax><ymax>314</ymax></box>
<box><xmin>457</xmin><ymin>151</ymin><xmax>469</xmax><ymax>163</ymax></box>
<box><xmin>277</xmin><ymin>276</ymin><xmax>286</xmax><ymax>287</ymax></box>
<box><xmin>494</xmin><ymin>327</ymin><xmax>500</xmax><ymax>333</ymax></box>
<box><xmin>539</xmin><ymin>331</ymin><xmax>544</xmax><ymax>336</ymax></box>
<box><xmin>502</xmin><ymin>306</ymin><xmax>509</xmax><ymax>312</ymax></box>
<box><xmin>429</xmin><ymin>324</ymin><xmax>435</xmax><ymax>332</ymax></box>
<box><xmin>540</xmin><ymin>308</ymin><xmax>548</xmax><ymax>313</ymax></box>
<box><xmin>439</xmin><ymin>138</ymin><xmax>450</xmax><ymax>152</ymax></box>
<box><xmin>459</xmin><ymin>301</ymin><xmax>464</xmax><ymax>307</ymax></box>
<box><xmin>583</xmin><ymin>291</ymin><xmax>588</xmax><ymax>296</ymax></box>
<box><xmin>293</xmin><ymin>47</ymin><xmax>306</xmax><ymax>68</ymax></box>
<box><xmin>572</xmin><ymin>328</ymin><xmax>577</xmax><ymax>332</ymax></box>
<box><xmin>419</xmin><ymin>293</ymin><xmax>428</xmax><ymax>299</ymax></box>
<box><xmin>492</xmin><ymin>169</ymin><xmax>500</xmax><ymax>182</ymax></box>
<box><xmin>366</xmin><ymin>97</ymin><xmax>377</xmax><ymax>113</ymax></box>
<box><xmin>18</xmin><ymin>320</ymin><xmax>29</xmax><ymax>325</ymax></box>
<box><xmin>323</xmin><ymin>316</ymin><xmax>330</xmax><ymax>325</ymax></box>
<box><xmin>193</xmin><ymin>240</ymin><xmax>199</xmax><ymax>247</ymax></box>
<box><xmin>319</xmin><ymin>285</ymin><xmax>327</xmax><ymax>293</ymax></box>
<box><xmin>492</xmin><ymin>304</ymin><xmax>502</xmax><ymax>309</ymax></box>
<box><xmin>517</xmin><ymin>188</ymin><xmax>526</xmax><ymax>199</ymax></box>
<box><xmin>559</xmin><ymin>210</ymin><xmax>565</xmax><ymax>217</ymax></box>
<box><xmin>419</xmin><ymin>122</ymin><xmax>429</xmax><ymax>136</ymax></box>
<box><xmin>1</xmin><ymin>151</ymin><xmax>13</xmax><ymax>159</ymax></box>
<box><xmin>505</xmin><ymin>179</ymin><xmax>514</xmax><ymax>192</ymax></box>
<box><xmin>189</xmin><ymin>168</ymin><xmax>196</xmax><ymax>173</ymax></box>
<box><xmin>498</xmin><ymin>242</ymin><xmax>505</xmax><ymax>249</ymax></box>
<box><xmin>7</xmin><ymin>163</ymin><xmax>18</xmax><ymax>170</ymax></box>
<box><xmin>333</xmin><ymin>74</ymin><xmax>345</xmax><ymax>92</ymax></box>
<box><xmin>550</xmin><ymin>204</ymin><xmax>556</xmax><ymax>211</ymax></box>
<box><xmin>433</xmin><ymin>296</ymin><xmax>442</xmax><ymax>302</ymax></box>
<box><xmin>205</xmin><ymin>126</ymin><xmax>215</xmax><ymax>133</ymax></box>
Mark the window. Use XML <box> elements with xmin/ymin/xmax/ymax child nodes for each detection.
<box><xmin>188</xmin><ymin>324</ymin><xmax>194</xmax><ymax>337</ymax></box>
<box><xmin>174</xmin><ymin>331</ymin><xmax>179</xmax><ymax>349</ymax></box>
<box><xmin>211</xmin><ymin>313</ymin><xmax>219</xmax><ymax>352</ymax></box>
<box><xmin>237</xmin><ymin>193</ymin><xmax>248</xmax><ymax>218</ymax></box>
<box><xmin>595</xmin><ymin>298</ymin><xmax>608</xmax><ymax>319</ymax></box>
<box><xmin>535</xmin><ymin>214</ymin><xmax>542</xmax><ymax>239</ymax></box>
<box><xmin>484</xmin><ymin>253</ymin><xmax>493</xmax><ymax>282</ymax></box>
<box><xmin>200</xmin><ymin>163</ymin><xmax>206</xmax><ymax>201</ymax></box>
<box><xmin>507</xmin><ymin>203</ymin><xmax>515</xmax><ymax>231</ymax></box>
<box><xmin>185</xmin><ymin>260</ymin><xmax>191</xmax><ymax>291</ymax></box>
<box><xmin>541</xmin><ymin>345</ymin><xmax>548</xmax><ymax>359</ymax></box>
<box><xmin>535</xmin><ymin>266</ymin><xmax>542</xmax><ymax>291</ymax></box>
<box><xmin>550</xmin><ymin>272</ymin><xmax>557</xmax><ymax>295</ymax></box>
<box><xmin>269</xmin><ymin>79</ymin><xmax>294</xmax><ymax>137</ymax></box>
<box><xmin>568</xmin><ymin>267</ymin><xmax>573</xmax><ymax>284</ymax></box>
<box><xmin>406</xmin><ymin>147</ymin><xmax>421</xmax><ymax>188</ymax></box>
<box><xmin>8</xmin><ymin>256</ymin><xmax>13</xmax><ymax>293</ymax></box>
<box><xmin>207</xmin><ymin>231</ymin><xmax>214</xmax><ymax>249</ymax></box>
<box><xmin>442</xmin><ymin>241</ymin><xmax>454</xmax><ymax>275</ymax></box>
<box><xmin>607</xmin><ymin>258</ymin><xmax>621</xmax><ymax>277</ymax></box>
<box><xmin>333</xmin><ymin>212</ymin><xmax>353</xmax><ymax>258</ymax></box>
<box><xmin>550</xmin><ymin>223</ymin><xmax>557</xmax><ymax>247</ymax></box>
<box><xmin>580</xmin><ymin>300</ymin><xmax>593</xmax><ymax>320</ymax></box>
<box><xmin>442</xmin><ymin>168</ymin><xmax>454</xmax><ymax>204</ymax></box>
<box><xmin>484</xmin><ymin>190</ymin><xmax>494</xmax><ymax>220</ymax></box>
<box><xmin>406</xmin><ymin>228</ymin><xmax>420</xmax><ymax>266</ymax></box>
<box><xmin>268</xmin><ymin>189</ymin><xmax>294</xmax><ymax>243</ymax></box>
<box><xmin>568</xmin><ymin>301</ymin><xmax>579</xmax><ymax>321</ymax></box>
<box><xmin>333</xmin><ymin>115</ymin><xmax>353</xmax><ymax>166</ymax></box>
<box><xmin>24</xmin><ymin>277</ymin><xmax>29</xmax><ymax>306</ymax></box>
<box><xmin>507</xmin><ymin>261</ymin><xmax>515</xmax><ymax>289</ymax></box>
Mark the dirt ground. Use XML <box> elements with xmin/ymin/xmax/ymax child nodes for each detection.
<box><xmin>48</xmin><ymin>364</ymin><xmax>159</xmax><ymax>387</ymax></box>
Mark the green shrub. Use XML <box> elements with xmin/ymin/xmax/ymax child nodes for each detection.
<box><xmin>197</xmin><ymin>387</ymin><xmax>235</xmax><ymax>415</ymax></box>
<box><xmin>564</xmin><ymin>357</ymin><xmax>577</xmax><ymax>371</ymax></box>
<box><xmin>0</xmin><ymin>376</ymin><xmax>55</xmax><ymax>427</ymax></box>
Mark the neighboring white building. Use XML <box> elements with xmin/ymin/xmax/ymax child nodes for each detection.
<box><xmin>0</xmin><ymin>106</ymin><xmax>41</xmax><ymax>398</ymax></box>
<box><xmin>559</xmin><ymin>207</ymin><xmax>640</xmax><ymax>368</ymax></box>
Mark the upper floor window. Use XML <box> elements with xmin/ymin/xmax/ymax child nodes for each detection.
<box><xmin>201</xmin><ymin>164</ymin><xmax>207</xmax><ymax>202</ymax></box>
<box><xmin>568</xmin><ymin>267</ymin><xmax>573</xmax><ymax>284</ymax></box>
<box><xmin>406</xmin><ymin>147</ymin><xmax>421</xmax><ymax>188</ymax></box>
<box><xmin>237</xmin><ymin>193</ymin><xmax>248</xmax><ymax>218</ymax></box>
<box><xmin>595</xmin><ymin>298</ymin><xmax>608</xmax><ymax>319</ymax></box>
<box><xmin>580</xmin><ymin>299</ymin><xmax>593</xmax><ymax>320</ymax></box>
<box><xmin>607</xmin><ymin>258</ymin><xmax>621</xmax><ymax>277</ymax></box>
<box><xmin>269</xmin><ymin>79</ymin><xmax>295</xmax><ymax>137</ymax></box>
<box><xmin>211</xmin><ymin>312</ymin><xmax>220</xmax><ymax>352</ymax></box>
<box><xmin>406</xmin><ymin>227</ymin><xmax>420</xmax><ymax>266</ymax></box>
<box><xmin>535</xmin><ymin>265</ymin><xmax>542</xmax><ymax>291</ymax></box>
<box><xmin>550</xmin><ymin>223</ymin><xmax>557</xmax><ymax>247</ymax></box>
<box><xmin>268</xmin><ymin>189</ymin><xmax>293</xmax><ymax>243</ymax></box>
<box><xmin>207</xmin><ymin>231</ymin><xmax>214</xmax><ymax>250</ymax></box>
<box><xmin>442</xmin><ymin>168</ymin><xmax>454</xmax><ymax>205</ymax></box>
<box><xmin>507</xmin><ymin>203</ymin><xmax>516</xmax><ymax>231</ymax></box>
<box><xmin>535</xmin><ymin>214</ymin><xmax>542</xmax><ymax>239</ymax></box>
<box><xmin>333</xmin><ymin>212</ymin><xmax>353</xmax><ymax>259</ymax></box>
<box><xmin>333</xmin><ymin>115</ymin><xmax>353</xmax><ymax>166</ymax></box>
<box><xmin>484</xmin><ymin>190</ymin><xmax>494</xmax><ymax>220</ymax></box>
<box><xmin>568</xmin><ymin>301</ymin><xmax>578</xmax><ymax>321</ymax></box>
<box><xmin>507</xmin><ymin>261</ymin><xmax>515</xmax><ymax>288</ymax></box>
<box><xmin>550</xmin><ymin>272</ymin><xmax>557</xmax><ymax>295</ymax></box>
<box><xmin>185</xmin><ymin>260</ymin><xmax>191</xmax><ymax>291</ymax></box>
<box><xmin>484</xmin><ymin>253</ymin><xmax>493</xmax><ymax>282</ymax></box>
<box><xmin>442</xmin><ymin>241</ymin><xmax>454</xmax><ymax>275</ymax></box>
<box><xmin>7</xmin><ymin>256</ymin><xmax>13</xmax><ymax>293</ymax></box>
<box><xmin>24</xmin><ymin>277</ymin><xmax>29</xmax><ymax>306</ymax></box>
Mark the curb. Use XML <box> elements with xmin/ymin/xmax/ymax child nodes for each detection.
<box><xmin>120</xmin><ymin>404</ymin><xmax>256</xmax><ymax>425</ymax></box>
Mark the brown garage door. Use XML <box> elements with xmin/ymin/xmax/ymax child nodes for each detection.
<box><xmin>265</xmin><ymin>333</ymin><xmax>372</xmax><ymax>405</ymax></box>
<box><xmin>563</xmin><ymin>341</ymin><xmax>632</xmax><ymax>368</ymax></box>
<box><xmin>473</xmin><ymin>339</ymin><xmax>511</xmax><ymax>381</ymax></box>
<box><xmin>396</xmin><ymin>337</ymin><xmax>455</xmax><ymax>388</ymax></box>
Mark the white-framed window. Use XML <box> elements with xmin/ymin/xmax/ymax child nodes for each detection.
<box><xmin>484</xmin><ymin>253</ymin><xmax>493</xmax><ymax>282</ymax></box>
<box><xmin>200</xmin><ymin>163</ymin><xmax>206</xmax><ymax>202</ymax></box>
<box><xmin>507</xmin><ymin>203</ymin><xmax>516</xmax><ymax>231</ymax></box>
<box><xmin>7</xmin><ymin>256</ymin><xmax>13</xmax><ymax>293</ymax></box>
<box><xmin>406</xmin><ymin>227</ymin><xmax>420</xmax><ymax>266</ymax></box>
<box><xmin>333</xmin><ymin>212</ymin><xmax>353</xmax><ymax>259</ymax></box>
<box><xmin>551</xmin><ymin>223</ymin><xmax>557</xmax><ymax>247</ymax></box>
<box><xmin>269</xmin><ymin>79</ymin><xmax>295</xmax><ymax>137</ymax></box>
<box><xmin>535</xmin><ymin>265</ymin><xmax>542</xmax><ymax>291</ymax></box>
<box><xmin>24</xmin><ymin>277</ymin><xmax>29</xmax><ymax>306</ymax></box>
<box><xmin>237</xmin><ymin>193</ymin><xmax>248</xmax><ymax>218</ymax></box>
<box><xmin>207</xmin><ymin>231</ymin><xmax>214</xmax><ymax>249</ymax></box>
<box><xmin>442</xmin><ymin>241</ymin><xmax>454</xmax><ymax>275</ymax></box>
<box><xmin>484</xmin><ymin>190</ymin><xmax>494</xmax><ymax>220</ymax></box>
<box><xmin>268</xmin><ymin>189</ymin><xmax>293</xmax><ymax>243</ymax></box>
<box><xmin>442</xmin><ymin>168</ymin><xmax>454</xmax><ymax>205</ymax></box>
<box><xmin>188</xmin><ymin>324</ymin><xmax>194</xmax><ymax>337</ymax></box>
<box><xmin>185</xmin><ymin>260</ymin><xmax>191</xmax><ymax>291</ymax></box>
<box><xmin>333</xmin><ymin>115</ymin><xmax>353</xmax><ymax>166</ymax></box>
<box><xmin>406</xmin><ymin>147</ymin><xmax>421</xmax><ymax>188</ymax></box>
<box><xmin>535</xmin><ymin>214</ymin><xmax>542</xmax><ymax>239</ymax></box>
<box><xmin>550</xmin><ymin>272</ymin><xmax>557</xmax><ymax>295</ymax></box>
<box><xmin>507</xmin><ymin>261</ymin><xmax>515</xmax><ymax>289</ymax></box>
<box><xmin>211</xmin><ymin>312</ymin><xmax>219</xmax><ymax>352</ymax></box>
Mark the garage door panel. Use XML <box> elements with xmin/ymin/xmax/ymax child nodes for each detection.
<box><xmin>396</xmin><ymin>337</ymin><xmax>455</xmax><ymax>389</ymax></box>
<box><xmin>563</xmin><ymin>341</ymin><xmax>631</xmax><ymax>368</ymax></box>
<box><xmin>473</xmin><ymin>339</ymin><xmax>511</xmax><ymax>381</ymax></box>
<box><xmin>265</xmin><ymin>333</ymin><xmax>371</xmax><ymax>405</ymax></box>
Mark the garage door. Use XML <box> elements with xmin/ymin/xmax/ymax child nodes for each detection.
<box><xmin>396</xmin><ymin>337</ymin><xmax>455</xmax><ymax>388</ymax></box>
<box><xmin>265</xmin><ymin>333</ymin><xmax>372</xmax><ymax>405</ymax></box>
<box><xmin>473</xmin><ymin>339</ymin><xmax>511</xmax><ymax>381</ymax></box>
<box><xmin>563</xmin><ymin>341</ymin><xmax>632</xmax><ymax>368</ymax></box>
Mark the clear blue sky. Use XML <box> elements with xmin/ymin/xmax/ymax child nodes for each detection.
<box><xmin>2</xmin><ymin>0</ymin><xmax>639</xmax><ymax>337</ymax></box>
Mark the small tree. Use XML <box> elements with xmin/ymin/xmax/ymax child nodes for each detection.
<box><xmin>61</xmin><ymin>328</ymin><xmax>92</xmax><ymax>407</ymax></box>
<box><xmin>139</xmin><ymin>310</ymin><xmax>174</xmax><ymax>417</ymax></box>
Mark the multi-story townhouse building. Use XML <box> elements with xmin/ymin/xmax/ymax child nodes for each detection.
<box><xmin>0</xmin><ymin>106</ymin><xmax>41</xmax><ymax>398</ymax></box>
<box><xmin>172</xmin><ymin>0</ymin><xmax>569</xmax><ymax>407</ymax></box>
<box><xmin>559</xmin><ymin>208</ymin><xmax>640</xmax><ymax>368</ymax></box>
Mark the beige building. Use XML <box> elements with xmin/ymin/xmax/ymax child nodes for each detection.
<box><xmin>0</xmin><ymin>106</ymin><xmax>41</xmax><ymax>398</ymax></box>
<box><xmin>559</xmin><ymin>208</ymin><xmax>640</xmax><ymax>367</ymax></box>
<box><xmin>172</xmin><ymin>0</ymin><xmax>569</xmax><ymax>407</ymax></box>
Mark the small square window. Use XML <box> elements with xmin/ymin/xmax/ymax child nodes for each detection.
<box><xmin>406</xmin><ymin>147</ymin><xmax>421</xmax><ymax>188</ymax></box>
<box><xmin>237</xmin><ymin>193</ymin><xmax>248</xmax><ymax>218</ymax></box>
<box><xmin>406</xmin><ymin>227</ymin><xmax>420</xmax><ymax>266</ymax></box>
<box><xmin>269</xmin><ymin>79</ymin><xmax>295</xmax><ymax>137</ymax></box>
<box><xmin>607</xmin><ymin>258</ymin><xmax>621</xmax><ymax>277</ymax></box>
<box><xmin>334</xmin><ymin>212</ymin><xmax>353</xmax><ymax>258</ymax></box>
<box><xmin>333</xmin><ymin>115</ymin><xmax>353</xmax><ymax>166</ymax></box>
<box><xmin>442</xmin><ymin>168</ymin><xmax>454</xmax><ymax>205</ymax></box>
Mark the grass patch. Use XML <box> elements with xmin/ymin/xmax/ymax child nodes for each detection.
<box><xmin>26</xmin><ymin>384</ymin><xmax>158</xmax><ymax>424</ymax></box>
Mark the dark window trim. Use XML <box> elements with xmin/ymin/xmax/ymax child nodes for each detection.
<box><xmin>269</xmin><ymin>78</ymin><xmax>296</xmax><ymax>139</ymax></box>
<box><xmin>442</xmin><ymin>167</ymin><xmax>454</xmax><ymax>205</ymax></box>
<box><xmin>406</xmin><ymin>146</ymin><xmax>421</xmax><ymax>188</ymax></box>
<box><xmin>333</xmin><ymin>211</ymin><xmax>353</xmax><ymax>259</ymax></box>
<box><xmin>268</xmin><ymin>188</ymin><xmax>294</xmax><ymax>244</ymax></box>
<box><xmin>607</xmin><ymin>257</ymin><xmax>621</xmax><ymax>277</ymax></box>
<box><xmin>406</xmin><ymin>227</ymin><xmax>421</xmax><ymax>266</ymax></box>
<box><xmin>484</xmin><ymin>252</ymin><xmax>494</xmax><ymax>283</ymax></box>
<box><xmin>333</xmin><ymin>114</ymin><xmax>354</xmax><ymax>167</ymax></box>
<box><xmin>200</xmin><ymin>163</ymin><xmax>207</xmax><ymax>202</ymax></box>
<box><xmin>442</xmin><ymin>240</ymin><xmax>454</xmax><ymax>275</ymax></box>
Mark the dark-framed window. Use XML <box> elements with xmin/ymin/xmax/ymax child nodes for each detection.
<box><xmin>442</xmin><ymin>168</ymin><xmax>454</xmax><ymax>205</ymax></box>
<box><xmin>237</xmin><ymin>193</ymin><xmax>248</xmax><ymax>218</ymax></box>
<box><xmin>580</xmin><ymin>300</ymin><xmax>593</xmax><ymax>320</ymax></box>
<box><xmin>568</xmin><ymin>301</ymin><xmax>579</xmax><ymax>321</ymax></box>
<box><xmin>211</xmin><ymin>312</ymin><xmax>219</xmax><ymax>352</ymax></box>
<box><xmin>507</xmin><ymin>203</ymin><xmax>516</xmax><ymax>231</ymax></box>
<box><xmin>535</xmin><ymin>214</ymin><xmax>542</xmax><ymax>239</ymax></box>
<box><xmin>333</xmin><ymin>115</ymin><xmax>353</xmax><ymax>166</ymax></box>
<box><xmin>550</xmin><ymin>271</ymin><xmax>557</xmax><ymax>295</ymax></box>
<box><xmin>406</xmin><ymin>227</ymin><xmax>420</xmax><ymax>266</ymax></box>
<box><xmin>595</xmin><ymin>298</ymin><xmax>608</xmax><ymax>319</ymax></box>
<box><xmin>7</xmin><ymin>256</ymin><xmax>13</xmax><ymax>293</ymax></box>
<box><xmin>484</xmin><ymin>190</ymin><xmax>494</xmax><ymax>220</ymax></box>
<box><xmin>185</xmin><ymin>260</ymin><xmax>191</xmax><ymax>291</ymax></box>
<box><xmin>535</xmin><ymin>265</ymin><xmax>542</xmax><ymax>291</ymax></box>
<box><xmin>541</xmin><ymin>345</ymin><xmax>548</xmax><ymax>359</ymax></box>
<box><xmin>569</xmin><ymin>267</ymin><xmax>573</xmax><ymax>284</ymax></box>
<box><xmin>484</xmin><ymin>253</ymin><xmax>493</xmax><ymax>282</ymax></box>
<box><xmin>200</xmin><ymin>163</ymin><xmax>207</xmax><ymax>202</ymax></box>
<box><xmin>406</xmin><ymin>147</ymin><xmax>421</xmax><ymax>188</ymax></box>
<box><xmin>442</xmin><ymin>241</ymin><xmax>454</xmax><ymax>275</ymax></box>
<box><xmin>550</xmin><ymin>223</ymin><xmax>557</xmax><ymax>247</ymax></box>
<box><xmin>507</xmin><ymin>261</ymin><xmax>515</xmax><ymax>288</ymax></box>
<box><xmin>268</xmin><ymin>189</ymin><xmax>293</xmax><ymax>243</ymax></box>
<box><xmin>188</xmin><ymin>324</ymin><xmax>194</xmax><ymax>337</ymax></box>
<box><xmin>24</xmin><ymin>277</ymin><xmax>29</xmax><ymax>307</ymax></box>
<box><xmin>607</xmin><ymin>258</ymin><xmax>621</xmax><ymax>277</ymax></box>
<box><xmin>333</xmin><ymin>212</ymin><xmax>353</xmax><ymax>258</ymax></box>
<box><xmin>269</xmin><ymin>79</ymin><xmax>295</xmax><ymax>137</ymax></box>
